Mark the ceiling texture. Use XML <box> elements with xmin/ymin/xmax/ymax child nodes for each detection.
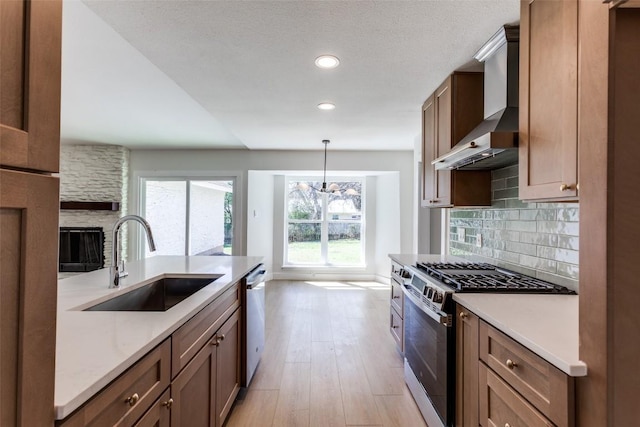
<box><xmin>61</xmin><ymin>0</ymin><xmax>519</xmax><ymax>151</ymax></box>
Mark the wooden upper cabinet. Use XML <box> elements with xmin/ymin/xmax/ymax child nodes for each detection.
<box><xmin>421</xmin><ymin>94</ymin><xmax>436</xmax><ymax>206</ymax></box>
<box><xmin>519</xmin><ymin>0</ymin><xmax>578</xmax><ymax>201</ymax></box>
<box><xmin>422</xmin><ymin>72</ymin><xmax>490</xmax><ymax>208</ymax></box>
<box><xmin>0</xmin><ymin>0</ymin><xmax>62</xmax><ymax>173</ymax></box>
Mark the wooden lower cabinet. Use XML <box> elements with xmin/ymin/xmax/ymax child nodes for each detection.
<box><xmin>171</xmin><ymin>336</ymin><xmax>216</xmax><ymax>427</ymax></box>
<box><xmin>456</xmin><ymin>306</ymin><xmax>479</xmax><ymax>427</ymax></box>
<box><xmin>170</xmin><ymin>308</ymin><xmax>240</xmax><ymax>427</ymax></box>
<box><xmin>457</xmin><ymin>305</ymin><xmax>575</xmax><ymax>427</ymax></box>
<box><xmin>135</xmin><ymin>390</ymin><xmax>171</xmax><ymax>427</ymax></box>
<box><xmin>58</xmin><ymin>285</ymin><xmax>243</xmax><ymax>427</ymax></box>
<box><xmin>479</xmin><ymin>363</ymin><xmax>554</xmax><ymax>427</ymax></box>
<box><xmin>389</xmin><ymin>267</ymin><xmax>405</xmax><ymax>353</ymax></box>
<box><xmin>215</xmin><ymin>309</ymin><xmax>241</xmax><ymax>426</ymax></box>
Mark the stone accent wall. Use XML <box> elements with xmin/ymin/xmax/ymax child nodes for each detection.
<box><xmin>449</xmin><ymin>164</ymin><xmax>579</xmax><ymax>291</ymax></box>
<box><xmin>59</xmin><ymin>145</ymin><xmax>129</xmax><ymax>267</ymax></box>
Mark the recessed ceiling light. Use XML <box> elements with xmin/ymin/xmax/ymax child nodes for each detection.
<box><xmin>315</xmin><ymin>55</ymin><xmax>340</xmax><ymax>69</ymax></box>
<box><xmin>317</xmin><ymin>103</ymin><xmax>336</xmax><ymax>110</ymax></box>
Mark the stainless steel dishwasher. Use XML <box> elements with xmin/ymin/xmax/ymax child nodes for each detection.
<box><xmin>245</xmin><ymin>264</ymin><xmax>266</xmax><ymax>386</ymax></box>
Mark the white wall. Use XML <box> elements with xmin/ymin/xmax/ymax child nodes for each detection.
<box><xmin>375</xmin><ymin>173</ymin><xmax>401</xmax><ymax>278</ymax></box>
<box><xmin>129</xmin><ymin>149</ymin><xmax>414</xmax><ymax>277</ymax></box>
<box><xmin>247</xmin><ymin>171</ymin><xmax>275</xmax><ymax>273</ymax></box>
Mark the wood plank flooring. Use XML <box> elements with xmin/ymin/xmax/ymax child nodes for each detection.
<box><xmin>226</xmin><ymin>280</ymin><xmax>427</xmax><ymax>427</ymax></box>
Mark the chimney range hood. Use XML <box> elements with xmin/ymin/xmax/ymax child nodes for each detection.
<box><xmin>433</xmin><ymin>25</ymin><xmax>519</xmax><ymax>171</ymax></box>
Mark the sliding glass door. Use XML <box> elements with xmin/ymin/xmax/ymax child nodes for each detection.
<box><xmin>141</xmin><ymin>178</ymin><xmax>234</xmax><ymax>257</ymax></box>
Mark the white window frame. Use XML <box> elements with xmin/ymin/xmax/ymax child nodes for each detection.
<box><xmin>137</xmin><ymin>176</ymin><xmax>237</xmax><ymax>258</ymax></box>
<box><xmin>284</xmin><ymin>176</ymin><xmax>365</xmax><ymax>267</ymax></box>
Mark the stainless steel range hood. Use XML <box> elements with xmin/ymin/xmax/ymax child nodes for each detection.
<box><xmin>433</xmin><ymin>25</ymin><xmax>519</xmax><ymax>171</ymax></box>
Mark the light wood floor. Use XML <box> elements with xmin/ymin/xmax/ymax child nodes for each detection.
<box><xmin>226</xmin><ymin>280</ymin><xmax>428</xmax><ymax>427</ymax></box>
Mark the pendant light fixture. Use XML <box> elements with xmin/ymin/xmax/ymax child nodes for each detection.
<box><xmin>320</xmin><ymin>139</ymin><xmax>330</xmax><ymax>192</ymax></box>
<box><xmin>294</xmin><ymin>140</ymin><xmax>359</xmax><ymax>197</ymax></box>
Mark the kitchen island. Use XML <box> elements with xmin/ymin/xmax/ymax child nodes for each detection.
<box><xmin>55</xmin><ymin>255</ymin><xmax>262</xmax><ymax>421</ymax></box>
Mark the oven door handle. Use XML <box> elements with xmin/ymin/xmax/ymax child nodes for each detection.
<box><xmin>401</xmin><ymin>285</ymin><xmax>452</xmax><ymax>327</ymax></box>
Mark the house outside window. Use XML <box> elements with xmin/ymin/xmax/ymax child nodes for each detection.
<box><xmin>285</xmin><ymin>177</ymin><xmax>364</xmax><ymax>266</ymax></box>
<box><xmin>140</xmin><ymin>178</ymin><xmax>235</xmax><ymax>257</ymax></box>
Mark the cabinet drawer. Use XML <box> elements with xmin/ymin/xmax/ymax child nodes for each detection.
<box><xmin>479</xmin><ymin>321</ymin><xmax>574</xmax><ymax>427</ymax></box>
<box><xmin>390</xmin><ymin>277</ymin><xmax>404</xmax><ymax>316</ymax></box>
<box><xmin>172</xmin><ymin>283</ymin><xmax>240</xmax><ymax>377</ymax></box>
<box><xmin>390</xmin><ymin>307</ymin><xmax>403</xmax><ymax>352</ymax></box>
<box><xmin>479</xmin><ymin>362</ymin><xmax>553</xmax><ymax>427</ymax></box>
<box><xmin>58</xmin><ymin>339</ymin><xmax>171</xmax><ymax>427</ymax></box>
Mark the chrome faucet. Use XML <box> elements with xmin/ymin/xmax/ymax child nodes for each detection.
<box><xmin>109</xmin><ymin>215</ymin><xmax>157</xmax><ymax>288</ymax></box>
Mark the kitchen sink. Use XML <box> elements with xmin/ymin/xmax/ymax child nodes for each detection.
<box><xmin>84</xmin><ymin>275</ymin><xmax>222</xmax><ymax>312</ymax></box>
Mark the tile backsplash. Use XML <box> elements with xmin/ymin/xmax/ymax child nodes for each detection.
<box><xmin>449</xmin><ymin>164</ymin><xmax>579</xmax><ymax>291</ymax></box>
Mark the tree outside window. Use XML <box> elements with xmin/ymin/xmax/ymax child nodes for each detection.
<box><xmin>286</xmin><ymin>178</ymin><xmax>363</xmax><ymax>266</ymax></box>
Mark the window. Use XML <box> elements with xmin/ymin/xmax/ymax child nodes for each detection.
<box><xmin>285</xmin><ymin>178</ymin><xmax>364</xmax><ymax>266</ymax></box>
<box><xmin>141</xmin><ymin>179</ymin><xmax>234</xmax><ymax>257</ymax></box>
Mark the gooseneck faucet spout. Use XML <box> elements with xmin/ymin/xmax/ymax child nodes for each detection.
<box><xmin>109</xmin><ymin>215</ymin><xmax>156</xmax><ymax>288</ymax></box>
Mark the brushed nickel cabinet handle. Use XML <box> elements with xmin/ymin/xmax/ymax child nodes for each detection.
<box><xmin>560</xmin><ymin>183</ymin><xmax>575</xmax><ymax>191</ymax></box>
<box><xmin>459</xmin><ymin>312</ymin><xmax>468</xmax><ymax>320</ymax></box>
<box><xmin>125</xmin><ymin>393</ymin><xmax>139</xmax><ymax>406</ymax></box>
<box><xmin>505</xmin><ymin>423</ymin><xmax>511</xmax><ymax>427</ymax></box>
<box><xmin>161</xmin><ymin>398</ymin><xmax>173</xmax><ymax>409</ymax></box>
<box><xmin>219</xmin><ymin>334</ymin><xmax>225</xmax><ymax>341</ymax></box>
<box><xmin>506</xmin><ymin>359</ymin><xmax>517</xmax><ymax>369</ymax></box>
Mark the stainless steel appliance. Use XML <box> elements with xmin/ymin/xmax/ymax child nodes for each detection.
<box><xmin>433</xmin><ymin>25</ymin><xmax>520</xmax><ymax>171</ymax></box>
<box><xmin>244</xmin><ymin>264</ymin><xmax>266</xmax><ymax>386</ymax></box>
<box><xmin>401</xmin><ymin>262</ymin><xmax>574</xmax><ymax>427</ymax></box>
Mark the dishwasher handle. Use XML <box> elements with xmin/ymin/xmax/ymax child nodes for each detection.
<box><xmin>246</xmin><ymin>264</ymin><xmax>266</xmax><ymax>288</ymax></box>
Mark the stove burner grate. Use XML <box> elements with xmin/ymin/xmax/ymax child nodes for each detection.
<box><xmin>416</xmin><ymin>262</ymin><xmax>574</xmax><ymax>294</ymax></box>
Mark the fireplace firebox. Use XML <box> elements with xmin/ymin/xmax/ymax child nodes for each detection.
<box><xmin>59</xmin><ymin>227</ymin><xmax>104</xmax><ymax>272</ymax></box>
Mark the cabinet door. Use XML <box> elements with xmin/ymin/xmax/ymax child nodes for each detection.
<box><xmin>434</xmin><ymin>78</ymin><xmax>453</xmax><ymax>206</ymax></box>
<box><xmin>134</xmin><ymin>390</ymin><xmax>171</xmax><ymax>427</ymax></box>
<box><xmin>421</xmin><ymin>94</ymin><xmax>437</xmax><ymax>206</ymax></box>
<box><xmin>456</xmin><ymin>306</ymin><xmax>479</xmax><ymax>427</ymax></box>
<box><xmin>215</xmin><ymin>309</ymin><xmax>241</xmax><ymax>427</ymax></box>
<box><xmin>171</xmin><ymin>339</ymin><xmax>216</xmax><ymax>427</ymax></box>
<box><xmin>0</xmin><ymin>0</ymin><xmax>61</xmax><ymax>172</ymax></box>
<box><xmin>1</xmin><ymin>170</ymin><xmax>59</xmax><ymax>427</ymax></box>
<box><xmin>519</xmin><ymin>0</ymin><xmax>578</xmax><ymax>200</ymax></box>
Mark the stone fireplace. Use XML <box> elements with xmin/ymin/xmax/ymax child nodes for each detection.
<box><xmin>59</xmin><ymin>145</ymin><xmax>129</xmax><ymax>272</ymax></box>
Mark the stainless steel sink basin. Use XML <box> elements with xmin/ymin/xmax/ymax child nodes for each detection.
<box><xmin>84</xmin><ymin>276</ymin><xmax>221</xmax><ymax>312</ymax></box>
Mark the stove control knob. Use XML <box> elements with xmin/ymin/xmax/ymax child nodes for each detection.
<box><xmin>432</xmin><ymin>291</ymin><xmax>443</xmax><ymax>303</ymax></box>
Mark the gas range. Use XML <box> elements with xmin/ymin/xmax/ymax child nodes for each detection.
<box><xmin>415</xmin><ymin>262</ymin><xmax>575</xmax><ymax>294</ymax></box>
<box><xmin>401</xmin><ymin>261</ymin><xmax>574</xmax><ymax>315</ymax></box>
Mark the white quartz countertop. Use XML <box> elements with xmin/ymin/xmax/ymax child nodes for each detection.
<box><xmin>55</xmin><ymin>255</ymin><xmax>263</xmax><ymax>420</ymax></box>
<box><xmin>454</xmin><ymin>293</ymin><xmax>586</xmax><ymax>376</ymax></box>
<box><xmin>389</xmin><ymin>253</ymin><xmax>587</xmax><ymax>377</ymax></box>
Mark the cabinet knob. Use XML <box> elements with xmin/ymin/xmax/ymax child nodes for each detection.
<box><xmin>459</xmin><ymin>312</ymin><xmax>468</xmax><ymax>320</ymax></box>
<box><xmin>219</xmin><ymin>334</ymin><xmax>226</xmax><ymax>341</ymax></box>
<box><xmin>161</xmin><ymin>398</ymin><xmax>174</xmax><ymax>409</ymax></box>
<box><xmin>559</xmin><ymin>183</ymin><xmax>575</xmax><ymax>191</ymax></box>
<box><xmin>392</xmin><ymin>325</ymin><xmax>399</xmax><ymax>329</ymax></box>
<box><xmin>505</xmin><ymin>423</ymin><xmax>511</xmax><ymax>427</ymax></box>
<box><xmin>392</xmin><ymin>295</ymin><xmax>400</xmax><ymax>299</ymax></box>
<box><xmin>211</xmin><ymin>339</ymin><xmax>220</xmax><ymax>346</ymax></box>
<box><xmin>125</xmin><ymin>393</ymin><xmax>139</xmax><ymax>406</ymax></box>
<box><xmin>505</xmin><ymin>359</ymin><xmax>518</xmax><ymax>369</ymax></box>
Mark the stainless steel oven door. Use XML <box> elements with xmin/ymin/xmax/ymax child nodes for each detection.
<box><xmin>402</xmin><ymin>285</ymin><xmax>455</xmax><ymax>426</ymax></box>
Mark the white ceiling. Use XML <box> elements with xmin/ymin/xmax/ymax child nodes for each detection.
<box><xmin>60</xmin><ymin>0</ymin><xmax>519</xmax><ymax>151</ymax></box>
